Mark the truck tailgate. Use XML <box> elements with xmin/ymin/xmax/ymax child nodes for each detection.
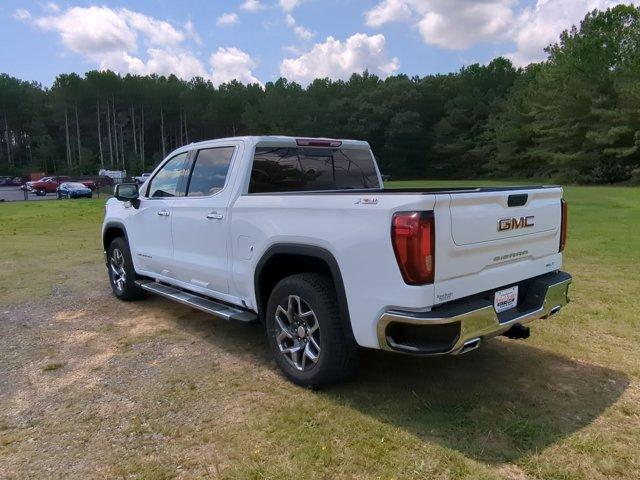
<box><xmin>433</xmin><ymin>187</ymin><xmax>564</xmax><ymax>305</ymax></box>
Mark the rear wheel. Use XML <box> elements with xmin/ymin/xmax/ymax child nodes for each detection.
<box><xmin>266</xmin><ymin>273</ymin><xmax>358</xmax><ymax>388</ymax></box>
<box><xmin>107</xmin><ymin>237</ymin><xmax>144</xmax><ymax>301</ymax></box>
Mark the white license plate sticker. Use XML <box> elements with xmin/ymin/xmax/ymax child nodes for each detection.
<box><xmin>494</xmin><ymin>286</ymin><xmax>519</xmax><ymax>313</ymax></box>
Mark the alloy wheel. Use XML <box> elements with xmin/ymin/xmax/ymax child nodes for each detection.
<box><xmin>274</xmin><ymin>295</ymin><xmax>321</xmax><ymax>371</ymax></box>
<box><xmin>110</xmin><ymin>248</ymin><xmax>126</xmax><ymax>292</ymax></box>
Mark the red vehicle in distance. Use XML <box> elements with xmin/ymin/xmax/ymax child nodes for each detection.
<box><xmin>30</xmin><ymin>177</ymin><xmax>95</xmax><ymax>196</ymax></box>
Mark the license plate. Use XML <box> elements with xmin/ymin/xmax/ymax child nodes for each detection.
<box><xmin>494</xmin><ymin>286</ymin><xmax>518</xmax><ymax>313</ymax></box>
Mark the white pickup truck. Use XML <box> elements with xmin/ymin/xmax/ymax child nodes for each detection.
<box><xmin>102</xmin><ymin>136</ymin><xmax>571</xmax><ymax>387</ymax></box>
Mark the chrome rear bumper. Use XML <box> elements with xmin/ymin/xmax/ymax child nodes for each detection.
<box><xmin>377</xmin><ymin>271</ymin><xmax>572</xmax><ymax>355</ymax></box>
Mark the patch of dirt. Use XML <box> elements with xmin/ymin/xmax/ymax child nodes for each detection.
<box><xmin>0</xmin><ymin>284</ymin><xmax>273</xmax><ymax>479</ymax></box>
<box><xmin>1</xmin><ymin>280</ymin><xmax>637</xmax><ymax>479</ymax></box>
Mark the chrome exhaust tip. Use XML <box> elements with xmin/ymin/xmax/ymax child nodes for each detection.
<box><xmin>459</xmin><ymin>337</ymin><xmax>481</xmax><ymax>354</ymax></box>
<box><xmin>549</xmin><ymin>305</ymin><xmax>562</xmax><ymax>316</ymax></box>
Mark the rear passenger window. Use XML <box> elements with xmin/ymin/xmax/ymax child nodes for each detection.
<box><xmin>147</xmin><ymin>152</ymin><xmax>188</xmax><ymax>198</ymax></box>
<box><xmin>186</xmin><ymin>147</ymin><xmax>235</xmax><ymax>197</ymax></box>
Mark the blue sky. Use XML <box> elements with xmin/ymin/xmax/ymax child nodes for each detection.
<box><xmin>0</xmin><ymin>0</ymin><xmax>627</xmax><ymax>87</ymax></box>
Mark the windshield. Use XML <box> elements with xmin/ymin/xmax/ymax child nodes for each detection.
<box><xmin>65</xmin><ymin>182</ymin><xmax>87</xmax><ymax>189</ymax></box>
<box><xmin>249</xmin><ymin>147</ymin><xmax>380</xmax><ymax>193</ymax></box>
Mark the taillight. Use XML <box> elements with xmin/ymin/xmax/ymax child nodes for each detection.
<box><xmin>391</xmin><ymin>212</ymin><xmax>435</xmax><ymax>285</ymax></box>
<box><xmin>559</xmin><ymin>198</ymin><xmax>568</xmax><ymax>252</ymax></box>
<box><xmin>296</xmin><ymin>138</ymin><xmax>342</xmax><ymax>147</ymax></box>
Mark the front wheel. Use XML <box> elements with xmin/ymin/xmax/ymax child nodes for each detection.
<box><xmin>107</xmin><ymin>237</ymin><xmax>144</xmax><ymax>301</ymax></box>
<box><xmin>266</xmin><ymin>273</ymin><xmax>358</xmax><ymax>388</ymax></box>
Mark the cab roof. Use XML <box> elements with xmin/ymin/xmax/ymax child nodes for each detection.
<box><xmin>177</xmin><ymin>135</ymin><xmax>371</xmax><ymax>152</ymax></box>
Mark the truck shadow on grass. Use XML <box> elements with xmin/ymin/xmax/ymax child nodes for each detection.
<box><xmin>162</xmin><ymin>302</ymin><xmax>628</xmax><ymax>465</ymax></box>
<box><xmin>327</xmin><ymin>343</ymin><xmax>629</xmax><ymax>463</ymax></box>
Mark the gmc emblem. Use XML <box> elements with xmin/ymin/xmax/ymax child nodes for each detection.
<box><xmin>498</xmin><ymin>216</ymin><xmax>535</xmax><ymax>232</ymax></box>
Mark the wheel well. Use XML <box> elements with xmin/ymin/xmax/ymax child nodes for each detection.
<box><xmin>254</xmin><ymin>246</ymin><xmax>355</xmax><ymax>342</ymax></box>
<box><xmin>103</xmin><ymin>225</ymin><xmax>125</xmax><ymax>251</ymax></box>
<box><xmin>257</xmin><ymin>254</ymin><xmax>331</xmax><ymax>315</ymax></box>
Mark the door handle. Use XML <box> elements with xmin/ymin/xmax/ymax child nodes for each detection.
<box><xmin>206</xmin><ymin>212</ymin><xmax>224</xmax><ymax>220</ymax></box>
<box><xmin>157</xmin><ymin>210</ymin><xmax>170</xmax><ymax>216</ymax></box>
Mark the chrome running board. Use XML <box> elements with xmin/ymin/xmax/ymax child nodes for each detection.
<box><xmin>135</xmin><ymin>280</ymin><xmax>258</xmax><ymax>323</ymax></box>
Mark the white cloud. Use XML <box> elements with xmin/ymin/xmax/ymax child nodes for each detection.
<box><xmin>416</xmin><ymin>1</ymin><xmax>514</xmax><ymax>50</ymax></box>
<box><xmin>364</xmin><ymin>0</ymin><xmax>514</xmax><ymax>50</ymax></box>
<box><xmin>30</xmin><ymin>5</ymin><xmax>260</xmax><ymax>85</ymax></box>
<box><xmin>240</xmin><ymin>0</ymin><xmax>265</xmax><ymax>12</ymax></box>
<box><xmin>279</xmin><ymin>0</ymin><xmax>305</xmax><ymax>12</ymax></box>
<box><xmin>364</xmin><ymin>0</ymin><xmax>411</xmax><ymax>27</ymax></box>
<box><xmin>44</xmin><ymin>2</ymin><xmax>60</xmax><ymax>13</ymax></box>
<box><xmin>363</xmin><ymin>0</ymin><xmax>625</xmax><ymax>62</ymax></box>
<box><xmin>32</xmin><ymin>6</ymin><xmax>197</xmax><ymax>55</ymax></box>
<box><xmin>121</xmin><ymin>9</ymin><xmax>185</xmax><ymax>46</ymax></box>
<box><xmin>140</xmin><ymin>49</ymin><xmax>209</xmax><ymax>78</ymax></box>
<box><xmin>35</xmin><ymin>6</ymin><xmax>138</xmax><ymax>55</ymax></box>
<box><xmin>285</xmin><ymin>14</ymin><xmax>313</xmax><ymax>40</ymax></box>
<box><xmin>280</xmin><ymin>33</ymin><xmax>399</xmax><ymax>84</ymax></box>
<box><xmin>92</xmin><ymin>50</ymin><xmax>146</xmax><ymax>75</ymax></box>
<box><xmin>506</xmin><ymin>0</ymin><xmax>627</xmax><ymax>65</ymax></box>
<box><xmin>184</xmin><ymin>20</ymin><xmax>203</xmax><ymax>45</ymax></box>
<box><xmin>91</xmin><ymin>48</ymin><xmax>208</xmax><ymax>80</ymax></box>
<box><xmin>293</xmin><ymin>24</ymin><xmax>313</xmax><ymax>41</ymax></box>
<box><xmin>217</xmin><ymin>12</ymin><xmax>239</xmax><ymax>26</ymax></box>
<box><xmin>294</xmin><ymin>25</ymin><xmax>313</xmax><ymax>40</ymax></box>
<box><xmin>13</xmin><ymin>9</ymin><xmax>32</xmax><ymax>20</ymax></box>
<box><xmin>209</xmin><ymin>47</ymin><xmax>261</xmax><ymax>86</ymax></box>
<box><xmin>282</xmin><ymin>44</ymin><xmax>302</xmax><ymax>55</ymax></box>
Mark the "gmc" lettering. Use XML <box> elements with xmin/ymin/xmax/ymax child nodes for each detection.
<box><xmin>498</xmin><ymin>216</ymin><xmax>535</xmax><ymax>231</ymax></box>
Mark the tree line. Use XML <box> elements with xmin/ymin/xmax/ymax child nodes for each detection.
<box><xmin>1</xmin><ymin>5</ymin><xmax>639</xmax><ymax>184</ymax></box>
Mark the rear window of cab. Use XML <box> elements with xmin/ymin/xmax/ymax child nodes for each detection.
<box><xmin>249</xmin><ymin>147</ymin><xmax>379</xmax><ymax>193</ymax></box>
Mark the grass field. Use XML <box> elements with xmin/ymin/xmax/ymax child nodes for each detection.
<box><xmin>1</xmin><ymin>183</ymin><xmax>639</xmax><ymax>479</ymax></box>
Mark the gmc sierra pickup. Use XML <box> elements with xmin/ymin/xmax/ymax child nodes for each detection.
<box><xmin>102</xmin><ymin>136</ymin><xmax>571</xmax><ymax>387</ymax></box>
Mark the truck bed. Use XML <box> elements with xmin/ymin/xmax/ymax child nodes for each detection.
<box><xmin>233</xmin><ymin>184</ymin><xmax>565</xmax><ymax>348</ymax></box>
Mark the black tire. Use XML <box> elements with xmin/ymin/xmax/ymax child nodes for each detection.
<box><xmin>37</xmin><ymin>189</ymin><xmax>46</xmax><ymax>196</ymax></box>
<box><xmin>106</xmin><ymin>237</ymin><xmax>144</xmax><ymax>301</ymax></box>
<box><xmin>265</xmin><ymin>273</ymin><xmax>358</xmax><ymax>388</ymax></box>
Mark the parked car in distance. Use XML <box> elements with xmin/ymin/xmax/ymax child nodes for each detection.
<box><xmin>22</xmin><ymin>176</ymin><xmax>54</xmax><ymax>191</ymax></box>
<box><xmin>133</xmin><ymin>173</ymin><xmax>151</xmax><ymax>184</ymax></box>
<box><xmin>30</xmin><ymin>176</ymin><xmax>71</xmax><ymax>195</ymax></box>
<box><xmin>102</xmin><ymin>136</ymin><xmax>571</xmax><ymax>387</ymax></box>
<box><xmin>30</xmin><ymin>176</ymin><xmax>94</xmax><ymax>196</ymax></box>
<box><xmin>81</xmin><ymin>180</ymin><xmax>96</xmax><ymax>191</ymax></box>
<box><xmin>93</xmin><ymin>175</ymin><xmax>115</xmax><ymax>188</ymax></box>
<box><xmin>0</xmin><ymin>176</ymin><xmax>23</xmax><ymax>187</ymax></box>
<box><xmin>57</xmin><ymin>182</ymin><xmax>93</xmax><ymax>199</ymax></box>
<box><xmin>99</xmin><ymin>169</ymin><xmax>127</xmax><ymax>184</ymax></box>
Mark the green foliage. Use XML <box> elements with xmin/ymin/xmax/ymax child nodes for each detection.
<box><xmin>488</xmin><ymin>4</ymin><xmax>640</xmax><ymax>183</ymax></box>
<box><xmin>0</xmin><ymin>5</ymin><xmax>639</xmax><ymax>183</ymax></box>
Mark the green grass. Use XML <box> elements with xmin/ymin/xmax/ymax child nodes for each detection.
<box><xmin>1</xmin><ymin>184</ymin><xmax>639</xmax><ymax>479</ymax></box>
<box><xmin>0</xmin><ymin>198</ymin><xmax>106</xmax><ymax>306</ymax></box>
